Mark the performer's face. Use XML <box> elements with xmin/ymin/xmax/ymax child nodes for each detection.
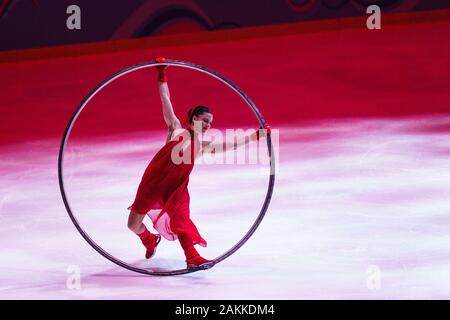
<box><xmin>193</xmin><ymin>113</ymin><xmax>213</xmax><ymax>133</ymax></box>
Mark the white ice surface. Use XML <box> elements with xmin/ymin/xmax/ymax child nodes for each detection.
<box><xmin>1</xmin><ymin>115</ymin><xmax>450</xmax><ymax>299</ymax></box>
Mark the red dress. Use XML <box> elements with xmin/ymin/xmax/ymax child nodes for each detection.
<box><xmin>127</xmin><ymin>126</ymin><xmax>207</xmax><ymax>247</ymax></box>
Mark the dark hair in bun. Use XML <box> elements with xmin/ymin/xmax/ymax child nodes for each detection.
<box><xmin>187</xmin><ymin>105</ymin><xmax>212</xmax><ymax>124</ymax></box>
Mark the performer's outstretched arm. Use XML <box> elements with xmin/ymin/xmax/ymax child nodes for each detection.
<box><xmin>202</xmin><ymin>126</ymin><xmax>270</xmax><ymax>154</ymax></box>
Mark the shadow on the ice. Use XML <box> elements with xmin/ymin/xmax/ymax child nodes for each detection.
<box><xmin>86</xmin><ymin>258</ymin><xmax>211</xmax><ymax>278</ymax></box>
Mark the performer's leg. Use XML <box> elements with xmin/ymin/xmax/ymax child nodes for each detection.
<box><xmin>128</xmin><ymin>210</ymin><xmax>161</xmax><ymax>259</ymax></box>
<box><xmin>127</xmin><ymin>210</ymin><xmax>147</xmax><ymax>234</ymax></box>
<box><xmin>178</xmin><ymin>233</ymin><xmax>213</xmax><ymax>268</ymax></box>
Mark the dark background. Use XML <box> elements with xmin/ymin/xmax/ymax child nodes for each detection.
<box><xmin>1</xmin><ymin>0</ymin><xmax>450</xmax><ymax>51</ymax></box>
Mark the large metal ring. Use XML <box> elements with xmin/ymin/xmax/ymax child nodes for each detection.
<box><xmin>58</xmin><ymin>59</ymin><xmax>276</xmax><ymax>276</ymax></box>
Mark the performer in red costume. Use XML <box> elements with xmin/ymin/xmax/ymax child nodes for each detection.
<box><xmin>127</xmin><ymin>57</ymin><xmax>270</xmax><ymax>269</ymax></box>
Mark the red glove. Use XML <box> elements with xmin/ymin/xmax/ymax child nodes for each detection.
<box><xmin>156</xmin><ymin>57</ymin><xmax>167</xmax><ymax>82</ymax></box>
<box><xmin>256</xmin><ymin>125</ymin><xmax>271</xmax><ymax>140</ymax></box>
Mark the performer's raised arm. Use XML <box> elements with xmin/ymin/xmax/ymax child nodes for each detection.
<box><xmin>156</xmin><ymin>58</ymin><xmax>181</xmax><ymax>137</ymax></box>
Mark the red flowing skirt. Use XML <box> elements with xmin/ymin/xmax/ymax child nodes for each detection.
<box><xmin>128</xmin><ymin>129</ymin><xmax>206</xmax><ymax>247</ymax></box>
